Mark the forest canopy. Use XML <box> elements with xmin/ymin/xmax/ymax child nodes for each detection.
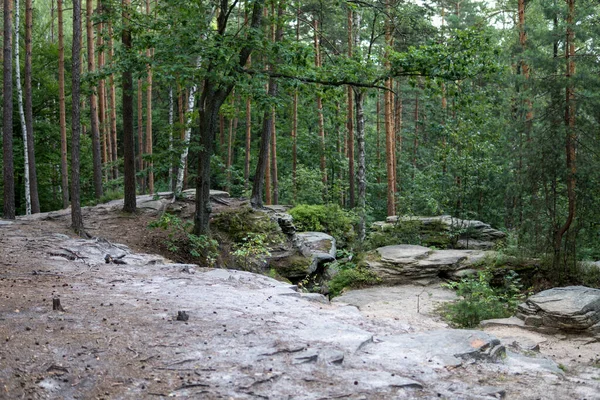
<box><xmin>1</xmin><ymin>0</ymin><xmax>599</xmax><ymax>277</ymax></box>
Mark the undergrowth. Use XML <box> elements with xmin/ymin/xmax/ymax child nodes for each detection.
<box><xmin>439</xmin><ymin>269</ymin><xmax>525</xmax><ymax>328</ymax></box>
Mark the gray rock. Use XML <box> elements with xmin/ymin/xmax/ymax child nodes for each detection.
<box><xmin>361</xmin><ymin>330</ymin><xmax>506</xmax><ymax>370</ymax></box>
<box><xmin>375</xmin><ymin>215</ymin><xmax>506</xmax><ymax>249</ymax></box>
<box><xmin>516</xmin><ymin>286</ymin><xmax>600</xmax><ymax>332</ymax></box>
<box><xmin>300</xmin><ymin>293</ymin><xmax>330</xmax><ymax>304</ymax></box>
<box><xmin>365</xmin><ymin>245</ymin><xmax>487</xmax><ymax>284</ymax></box>
<box><xmin>297</xmin><ymin>231</ymin><xmax>336</xmax><ymax>274</ymax></box>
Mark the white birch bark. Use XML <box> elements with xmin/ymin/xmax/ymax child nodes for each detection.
<box><xmin>15</xmin><ymin>0</ymin><xmax>31</xmax><ymax>215</ymax></box>
<box><xmin>175</xmin><ymin>86</ymin><xmax>197</xmax><ymax>194</ymax></box>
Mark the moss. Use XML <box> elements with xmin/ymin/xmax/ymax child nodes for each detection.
<box><xmin>212</xmin><ymin>206</ymin><xmax>285</xmax><ymax>245</ymax></box>
<box><xmin>328</xmin><ymin>267</ymin><xmax>380</xmax><ymax>298</ymax></box>
<box><xmin>365</xmin><ymin>219</ymin><xmax>455</xmax><ymax>250</ymax></box>
<box><xmin>270</xmin><ymin>255</ymin><xmax>313</xmax><ymax>280</ymax></box>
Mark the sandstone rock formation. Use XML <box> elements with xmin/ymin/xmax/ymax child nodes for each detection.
<box><xmin>364</xmin><ymin>244</ymin><xmax>487</xmax><ymax>285</ymax></box>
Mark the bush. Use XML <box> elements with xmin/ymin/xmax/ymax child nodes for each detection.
<box><xmin>148</xmin><ymin>213</ymin><xmax>219</xmax><ymax>266</ymax></box>
<box><xmin>326</xmin><ymin>251</ymin><xmax>380</xmax><ymax>298</ymax></box>
<box><xmin>289</xmin><ymin>204</ymin><xmax>357</xmax><ymax>248</ymax></box>
<box><xmin>439</xmin><ymin>269</ymin><xmax>524</xmax><ymax>328</ymax></box>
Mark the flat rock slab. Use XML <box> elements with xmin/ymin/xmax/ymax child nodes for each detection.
<box><xmin>333</xmin><ymin>284</ymin><xmax>457</xmax><ymax>332</ymax></box>
<box><xmin>2</xmin><ymin>206</ymin><xmax>597</xmax><ymax>400</ymax></box>
<box><xmin>517</xmin><ymin>286</ymin><xmax>600</xmax><ymax>333</ymax></box>
<box><xmin>367</xmin><ymin>245</ymin><xmax>487</xmax><ymax>284</ymax></box>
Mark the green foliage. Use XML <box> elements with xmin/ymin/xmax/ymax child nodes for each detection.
<box><xmin>232</xmin><ymin>233</ymin><xmax>272</xmax><ymax>270</ymax></box>
<box><xmin>148</xmin><ymin>213</ymin><xmax>218</xmax><ymax>266</ymax></box>
<box><xmin>366</xmin><ymin>219</ymin><xmax>454</xmax><ymax>250</ymax></box>
<box><xmin>289</xmin><ymin>204</ymin><xmax>357</xmax><ymax>248</ymax></box>
<box><xmin>211</xmin><ymin>206</ymin><xmax>284</xmax><ymax>245</ymax></box>
<box><xmin>440</xmin><ymin>270</ymin><xmax>524</xmax><ymax>328</ymax></box>
<box><xmin>327</xmin><ymin>251</ymin><xmax>379</xmax><ymax>298</ymax></box>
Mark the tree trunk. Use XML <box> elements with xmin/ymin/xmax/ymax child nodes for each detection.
<box><xmin>168</xmin><ymin>86</ymin><xmax>174</xmax><ymax>191</ymax></box>
<box><xmin>394</xmin><ymin>80</ymin><xmax>402</xmax><ymax>195</ymax></box>
<box><xmin>314</xmin><ymin>18</ymin><xmax>327</xmax><ymax>198</ymax></box>
<box><xmin>355</xmin><ymin>90</ymin><xmax>367</xmax><ymax>241</ymax></box>
<box><xmin>145</xmin><ymin>0</ymin><xmax>154</xmax><ymax>193</ymax></box>
<box><xmin>554</xmin><ymin>0</ymin><xmax>577</xmax><ymax>269</ymax></box>
<box><xmin>24</xmin><ymin>0</ymin><xmax>38</xmax><ymax>213</ymax></box>
<box><xmin>71</xmin><ymin>0</ymin><xmax>84</xmax><ymax>232</ymax></box>
<box><xmin>226</xmin><ymin>94</ymin><xmax>235</xmax><ymax>193</ymax></box>
<box><xmin>3</xmin><ymin>0</ymin><xmax>15</xmax><ymax>218</ymax></box>
<box><xmin>413</xmin><ymin>93</ymin><xmax>419</xmax><ymax>174</ymax></box>
<box><xmin>250</xmin><ymin>1</ymin><xmax>281</xmax><ymax>209</ymax></box>
<box><xmin>86</xmin><ymin>0</ymin><xmax>103</xmax><ymax>199</ymax></box>
<box><xmin>15</xmin><ymin>0</ymin><xmax>32</xmax><ymax>215</ymax></box>
<box><xmin>244</xmin><ymin>91</ymin><xmax>252</xmax><ymax>192</ymax></box>
<box><xmin>108</xmin><ymin>23</ymin><xmax>118</xmax><ymax>180</ymax></box>
<box><xmin>137</xmin><ymin>79</ymin><xmax>145</xmax><ymax>193</ymax></box>
<box><xmin>194</xmin><ymin>0</ymin><xmax>264</xmax><ymax>235</ymax></box>
<box><xmin>347</xmin><ymin>9</ymin><xmax>355</xmax><ymax>208</ymax></box>
<box><xmin>176</xmin><ymin>86</ymin><xmax>197</xmax><ymax>194</ymax></box>
<box><xmin>384</xmin><ymin>1</ymin><xmax>395</xmax><ymax>216</ymax></box>
<box><xmin>97</xmin><ymin>7</ymin><xmax>107</xmax><ymax>179</ymax></box>
<box><xmin>122</xmin><ymin>0</ymin><xmax>136</xmax><ymax>213</ymax></box>
<box><xmin>57</xmin><ymin>0</ymin><xmax>69</xmax><ymax>209</ymax></box>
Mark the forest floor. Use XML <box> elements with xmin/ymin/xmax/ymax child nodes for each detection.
<box><xmin>1</xmin><ymin>195</ymin><xmax>599</xmax><ymax>399</ymax></box>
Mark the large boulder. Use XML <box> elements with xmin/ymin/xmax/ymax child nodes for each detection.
<box><xmin>370</xmin><ymin>215</ymin><xmax>506</xmax><ymax>250</ymax></box>
<box><xmin>515</xmin><ymin>286</ymin><xmax>600</xmax><ymax>334</ymax></box>
<box><xmin>364</xmin><ymin>244</ymin><xmax>487</xmax><ymax>285</ymax></box>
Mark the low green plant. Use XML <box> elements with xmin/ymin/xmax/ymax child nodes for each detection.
<box><xmin>326</xmin><ymin>251</ymin><xmax>379</xmax><ymax>298</ymax></box>
<box><xmin>439</xmin><ymin>269</ymin><xmax>524</xmax><ymax>328</ymax></box>
<box><xmin>289</xmin><ymin>204</ymin><xmax>357</xmax><ymax>248</ymax></box>
<box><xmin>232</xmin><ymin>233</ymin><xmax>272</xmax><ymax>270</ymax></box>
<box><xmin>148</xmin><ymin>213</ymin><xmax>218</xmax><ymax>266</ymax></box>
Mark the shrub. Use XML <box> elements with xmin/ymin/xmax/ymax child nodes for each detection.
<box><xmin>439</xmin><ymin>269</ymin><xmax>524</xmax><ymax>328</ymax></box>
<box><xmin>148</xmin><ymin>213</ymin><xmax>218</xmax><ymax>266</ymax></box>
<box><xmin>326</xmin><ymin>251</ymin><xmax>379</xmax><ymax>298</ymax></box>
<box><xmin>289</xmin><ymin>204</ymin><xmax>357</xmax><ymax>248</ymax></box>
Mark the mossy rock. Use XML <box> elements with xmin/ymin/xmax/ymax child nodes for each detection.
<box><xmin>366</xmin><ymin>219</ymin><xmax>455</xmax><ymax>250</ymax></box>
<box><xmin>269</xmin><ymin>255</ymin><xmax>314</xmax><ymax>281</ymax></box>
<box><xmin>212</xmin><ymin>206</ymin><xmax>285</xmax><ymax>245</ymax></box>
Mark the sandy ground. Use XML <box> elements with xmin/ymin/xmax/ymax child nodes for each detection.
<box><xmin>1</xmin><ymin>199</ymin><xmax>599</xmax><ymax>399</ymax></box>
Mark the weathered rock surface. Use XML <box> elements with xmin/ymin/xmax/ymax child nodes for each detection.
<box><xmin>516</xmin><ymin>286</ymin><xmax>600</xmax><ymax>334</ymax></box>
<box><xmin>372</xmin><ymin>215</ymin><xmax>506</xmax><ymax>250</ymax></box>
<box><xmin>365</xmin><ymin>244</ymin><xmax>487</xmax><ymax>284</ymax></box>
<box><xmin>2</xmin><ymin>204</ymin><xmax>598</xmax><ymax>399</ymax></box>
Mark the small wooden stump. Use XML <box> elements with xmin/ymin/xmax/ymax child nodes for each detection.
<box><xmin>52</xmin><ymin>298</ymin><xmax>65</xmax><ymax>311</ymax></box>
<box><xmin>176</xmin><ymin>311</ymin><xmax>189</xmax><ymax>321</ymax></box>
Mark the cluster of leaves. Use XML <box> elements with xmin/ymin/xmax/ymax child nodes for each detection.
<box><xmin>231</xmin><ymin>233</ymin><xmax>272</xmax><ymax>270</ymax></box>
<box><xmin>366</xmin><ymin>219</ymin><xmax>454</xmax><ymax>250</ymax></box>
<box><xmin>326</xmin><ymin>250</ymin><xmax>379</xmax><ymax>298</ymax></box>
<box><xmin>289</xmin><ymin>204</ymin><xmax>357</xmax><ymax>248</ymax></box>
<box><xmin>439</xmin><ymin>270</ymin><xmax>524</xmax><ymax>328</ymax></box>
<box><xmin>148</xmin><ymin>213</ymin><xmax>218</xmax><ymax>266</ymax></box>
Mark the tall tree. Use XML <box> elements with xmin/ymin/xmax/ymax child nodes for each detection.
<box><xmin>3</xmin><ymin>0</ymin><xmax>15</xmax><ymax>219</ymax></box>
<box><xmin>15</xmin><ymin>0</ymin><xmax>31</xmax><ymax>214</ymax></box>
<box><xmin>314</xmin><ymin>17</ymin><xmax>327</xmax><ymax>197</ymax></box>
<box><xmin>145</xmin><ymin>0</ymin><xmax>154</xmax><ymax>194</ymax></box>
<box><xmin>250</xmin><ymin>0</ymin><xmax>282</xmax><ymax>208</ymax></box>
<box><xmin>553</xmin><ymin>0</ymin><xmax>577</xmax><ymax>268</ymax></box>
<box><xmin>108</xmin><ymin>22</ymin><xmax>118</xmax><ymax>179</ymax></box>
<box><xmin>57</xmin><ymin>0</ymin><xmax>69</xmax><ymax>209</ymax></box>
<box><xmin>86</xmin><ymin>0</ymin><xmax>103</xmax><ymax>199</ymax></box>
<box><xmin>24</xmin><ymin>0</ymin><xmax>39</xmax><ymax>213</ymax></box>
<box><xmin>197</xmin><ymin>0</ymin><xmax>264</xmax><ymax>234</ymax></box>
<box><xmin>122</xmin><ymin>0</ymin><xmax>136</xmax><ymax>212</ymax></box>
<box><xmin>384</xmin><ymin>0</ymin><xmax>396</xmax><ymax>216</ymax></box>
<box><xmin>346</xmin><ymin>8</ymin><xmax>355</xmax><ymax>208</ymax></box>
<box><xmin>71</xmin><ymin>0</ymin><xmax>84</xmax><ymax>232</ymax></box>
